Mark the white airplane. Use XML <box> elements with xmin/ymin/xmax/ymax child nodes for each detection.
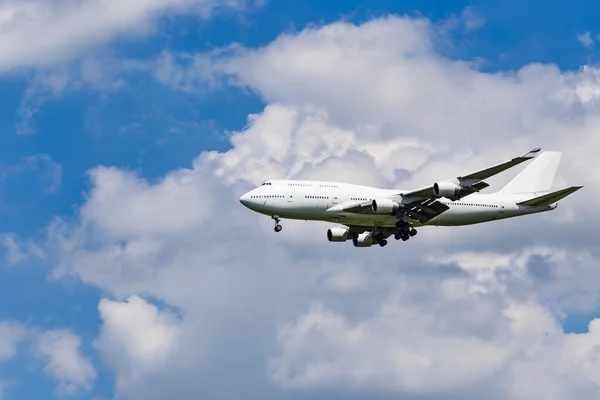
<box><xmin>239</xmin><ymin>149</ymin><xmax>582</xmax><ymax>247</ymax></box>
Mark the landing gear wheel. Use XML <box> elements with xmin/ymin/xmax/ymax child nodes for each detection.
<box><xmin>394</xmin><ymin>233</ymin><xmax>402</xmax><ymax>240</ymax></box>
<box><xmin>409</xmin><ymin>229</ymin><xmax>417</xmax><ymax>237</ymax></box>
<box><xmin>271</xmin><ymin>215</ymin><xmax>282</xmax><ymax>233</ymax></box>
<box><xmin>396</xmin><ymin>220</ymin><xmax>413</xmax><ymax>231</ymax></box>
<box><xmin>401</xmin><ymin>234</ymin><xmax>409</xmax><ymax>241</ymax></box>
<box><xmin>379</xmin><ymin>239</ymin><xmax>388</xmax><ymax>247</ymax></box>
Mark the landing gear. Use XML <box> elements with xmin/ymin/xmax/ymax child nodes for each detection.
<box><xmin>379</xmin><ymin>239</ymin><xmax>388</xmax><ymax>247</ymax></box>
<box><xmin>272</xmin><ymin>215</ymin><xmax>282</xmax><ymax>232</ymax></box>
<box><xmin>394</xmin><ymin>220</ymin><xmax>417</xmax><ymax>241</ymax></box>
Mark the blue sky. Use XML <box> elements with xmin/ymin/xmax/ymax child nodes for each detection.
<box><xmin>0</xmin><ymin>1</ymin><xmax>599</xmax><ymax>399</ymax></box>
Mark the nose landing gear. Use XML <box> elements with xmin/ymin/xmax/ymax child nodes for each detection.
<box><xmin>272</xmin><ymin>215</ymin><xmax>282</xmax><ymax>232</ymax></box>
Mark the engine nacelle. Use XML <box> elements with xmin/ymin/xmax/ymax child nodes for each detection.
<box><xmin>433</xmin><ymin>181</ymin><xmax>462</xmax><ymax>197</ymax></box>
<box><xmin>327</xmin><ymin>227</ymin><xmax>350</xmax><ymax>242</ymax></box>
<box><xmin>352</xmin><ymin>232</ymin><xmax>374</xmax><ymax>247</ymax></box>
<box><xmin>371</xmin><ymin>198</ymin><xmax>400</xmax><ymax>214</ymax></box>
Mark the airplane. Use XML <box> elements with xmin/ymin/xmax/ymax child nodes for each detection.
<box><xmin>238</xmin><ymin>148</ymin><xmax>582</xmax><ymax>248</ymax></box>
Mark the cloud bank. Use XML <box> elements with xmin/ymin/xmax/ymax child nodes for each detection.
<box><xmin>9</xmin><ymin>14</ymin><xmax>600</xmax><ymax>400</ymax></box>
<box><xmin>0</xmin><ymin>0</ymin><xmax>261</xmax><ymax>72</ymax></box>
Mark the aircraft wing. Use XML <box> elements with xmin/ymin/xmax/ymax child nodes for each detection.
<box><xmin>342</xmin><ymin>198</ymin><xmax>451</xmax><ymax>235</ymax></box>
<box><xmin>401</xmin><ymin>148</ymin><xmax>541</xmax><ymax>201</ymax></box>
<box><xmin>335</xmin><ymin>198</ymin><xmax>450</xmax><ymax>223</ymax></box>
<box><xmin>339</xmin><ymin>201</ymin><xmax>373</xmax><ymax>214</ymax></box>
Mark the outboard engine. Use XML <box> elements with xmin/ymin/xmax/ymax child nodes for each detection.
<box><xmin>433</xmin><ymin>181</ymin><xmax>462</xmax><ymax>197</ymax></box>
<box><xmin>327</xmin><ymin>227</ymin><xmax>350</xmax><ymax>242</ymax></box>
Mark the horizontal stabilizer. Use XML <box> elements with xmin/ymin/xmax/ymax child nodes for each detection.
<box><xmin>517</xmin><ymin>186</ymin><xmax>583</xmax><ymax>207</ymax></box>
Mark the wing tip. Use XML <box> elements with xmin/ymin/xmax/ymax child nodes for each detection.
<box><xmin>522</xmin><ymin>147</ymin><xmax>542</xmax><ymax>158</ymax></box>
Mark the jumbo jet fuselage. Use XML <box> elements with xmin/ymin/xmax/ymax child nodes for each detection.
<box><xmin>239</xmin><ymin>180</ymin><xmax>554</xmax><ymax>228</ymax></box>
<box><xmin>238</xmin><ymin>150</ymin><xmax>581</xmax><ymax>247</ymax></box>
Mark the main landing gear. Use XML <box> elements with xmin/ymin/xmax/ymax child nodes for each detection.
<box><xmin>272</xmin><ymin>215</ymin><xmax>282</xmax><ymax>232</ymax></box>
<box><xmin>394</xmin><ymin>220</ymin><xmax>417</xmax><ymax>241</ymax></box>
<box><xmin>372</xmin><ymin>232</ymin><xmax>388</xmax><ymax>247</ymax></box>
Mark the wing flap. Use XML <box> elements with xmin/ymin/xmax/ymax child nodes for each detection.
<box><xmin>402</xmin><ymin>198</ymin><xmax>450</xmax><ymax>223</ymax></box>
<box><xmin>517</xmin><ymin>186</ymin><xmax>583</xmax><ymax>207</ymax></box>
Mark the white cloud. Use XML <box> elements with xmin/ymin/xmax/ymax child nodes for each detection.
<box><xmin>4</xmin><ymin>0</ymin><xmax>262</xmax><ymax>134</ymax></box>
<box><xmin>94</xmin><ymin>296</ymin><xmax>181</xmax><ymax>395</ymax></box>
<box><xmin>269</xmin><ymin>259</ymin><xmax>600</xmax><ymax>399</ymax></box>
<box><xmin>460</xmin><ymin>7</ymin><xmax>486</xmax><ymax>32</ymax></box>
<box><xmin>1</xmin><ymin>235</ymin><xmax>28</xmax><ymax>266</ymax></box>
<box><xmin>0</xmin><ymin>322</ymin><xmax>26</xmax><ymax>361</ymax></box>
<box><xmin>24</xmin><ymin>13</ymin><xmax>600</xmax><ymax>400</ymax></box>
<box><xmin>578</xmin><ymin>32</ymin><xmax>594</xmax><ymax>48</ymax></box>
<box><xmin>21</xmin><ymin>154</ymin><xmax>62</xmax><ymax>193</ymax></box>
<box><xmin>34</xmin><ymin>329</ymin><xmax>96</xmax><ymax>395</ymax></box>
<box><xmin>0</xmin><ymin>0</ymin><xmax>261</xmax><ymax>72</ymax></box>
<box><xmin>0</xmin><ymin>381</ymin><xmax>11</xmax><ymax>400</ymax></box>
<box><xmin>1</xmin><ymin>234</ymin><xmax>44</xmax><ymax>267</ymax></box>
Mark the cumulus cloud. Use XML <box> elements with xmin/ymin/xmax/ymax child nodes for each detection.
<box><xmin>0</xmin><ymin>0</ymin><xmax>261</xmax><ymax>72</ymax></box>
<box><xmin>4</xmin><ymin>0</ymin><xmax>259</xmax><ymax>134</ymax></box>
<box><xmin>94</xmin><ymin>296</ymin><xmax>181</xmax><ymax>395</ymax></box>
<box><xmin>157</xmin><ymin>17</ymin><xmax>598</xmax><ymax>195</ymax></box>
<box><xmin>270</xmin><ymin>257</ymin><xmax>600</xmax><ymax>399</ymax></box>
<box><xmin>34</xmin><ymin>329</ymin><xmax>96</xmax><ymax>395</ymax></box>
<box><xmin>23</xmin><ymin>13</ymin><xmax>600</xmax><ymax>400</ymax></box>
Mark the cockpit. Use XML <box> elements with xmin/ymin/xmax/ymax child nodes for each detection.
<box><xmin>260</xmin><ymin>182</ymin><xmax>272</xmax><ymax>186</ymax></box>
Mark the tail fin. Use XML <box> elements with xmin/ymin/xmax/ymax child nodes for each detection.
<box><xmin>498</xmin><ymin>151</ymin><xmax>562</xmax><ymax>194</ymax></box>
<box><xmin>517</xmin><ymin>186</ymin><xmax>583</xmax><ymax>206</ymax></box>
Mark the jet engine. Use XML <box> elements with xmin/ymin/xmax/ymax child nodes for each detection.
<box><xmin>371</xmin><ymin>198</ymin><xmax>400</xmax><ymax>214</ymax></box>
<box><xmin>352</xmin><ymin>232</ymin><xmax>374</xmax><ymax>247</ymax></box>
<box><xmin>327</xmin><ymin>227</ymin><xmax>350</xmax><ymax>242</ymax></box>
<box><xmin>433</xmin><ymin>181</ymin><xmax>463</xmax><ymax>197</ymax></box>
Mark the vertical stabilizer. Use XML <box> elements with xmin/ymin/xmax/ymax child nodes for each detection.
<box><xmin>498</xmin><ymin>151</ymin><xmax>562</xmax><ymax>194</ymax></box>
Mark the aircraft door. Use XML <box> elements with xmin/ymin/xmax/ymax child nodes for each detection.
<box><xmin>326</xmin><ymin>195</ymin><xmax>338</xmax><ymax>210</ymax></box>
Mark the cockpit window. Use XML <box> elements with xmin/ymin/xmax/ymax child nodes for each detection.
<box><xmin>261</xmin><ymin>182</ymin><xmax>272</xmax><ymax>186</ymax></box>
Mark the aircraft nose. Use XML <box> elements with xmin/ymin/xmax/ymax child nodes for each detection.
<box><xmin>239</xmin><ymin>192</ymin><xmax>251</xmax><ymax>207</ymax></box>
